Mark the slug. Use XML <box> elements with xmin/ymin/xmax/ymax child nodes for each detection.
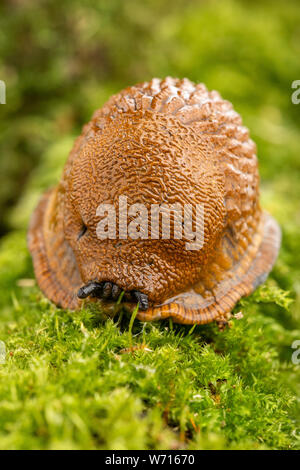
<box><xmin>28</xmin><ymin>77</ymin><xmax>281</xmax><ymax>325</ymax></box>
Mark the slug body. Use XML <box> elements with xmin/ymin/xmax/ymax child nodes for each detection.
<box><xmin>28</xmin><ymin>78</ymin><xmax>281</xmax><ymax>324</ymax></box>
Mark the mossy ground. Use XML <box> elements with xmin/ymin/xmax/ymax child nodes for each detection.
<box><xmin>0</xmin><ymin>224</ymin><xmax>299</xmax><ymax>449</ymax></box>
<box><xmin>0</xmin><ymin>0</ymin><xmax>300</xmax><ymax>450</ymax></box>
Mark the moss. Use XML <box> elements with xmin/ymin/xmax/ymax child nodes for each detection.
<box><xmin>0</xmin><ymin>227</ymin><xmax>299</xmax><ymax>450</ymax></box>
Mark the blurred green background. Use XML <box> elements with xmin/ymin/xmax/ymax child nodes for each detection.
<box><xmin>0</xmin><ymin>0</ymin><xmax>299</xmax><ymax>450</ymax></box>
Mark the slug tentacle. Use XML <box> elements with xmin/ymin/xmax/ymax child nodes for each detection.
<box><xmin>102</xmin><ymin>282</ymin><xmax>113</xmax><ymax>299</ymax></box>
<box><xmin>111</xmin><ymin>284</ymin><xmax>122</xmax><ymax>300</ymax></box>
<box><xmin>77</xmin><ymin>281</ymin><xmax>103</xmax><ymax>299</ymax></box>
<box><xmin>132</xmin><ymin>291</ymin><xmax>149</xmax><ymax>311</ymax></box>
<box><xmin>77</xmin><ymin>280</ymin><xmax>149</xmax><ymax>311</ymax></box>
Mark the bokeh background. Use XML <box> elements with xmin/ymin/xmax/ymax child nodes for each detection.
<box><xmin>0</xmin><ymin>0</ymin><xmax>299</xmax><ymax>450</ymax></box>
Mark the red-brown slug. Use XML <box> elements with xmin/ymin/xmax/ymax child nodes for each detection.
<box><xmin>28</xmin><ymin>77</ymin><xmax>281</xmax><ymax>325</ymax></box>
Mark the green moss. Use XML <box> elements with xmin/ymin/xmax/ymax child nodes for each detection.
<box><xmin>0</xmin><ymin>228</ymin><xmax>299</xmax><ymax>450</ymax></box>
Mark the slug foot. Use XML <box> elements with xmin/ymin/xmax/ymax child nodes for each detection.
<box><xmin>77</xmin><ymin>281</ymin><xmax>149</xmax><ymax>310</ymax></box>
